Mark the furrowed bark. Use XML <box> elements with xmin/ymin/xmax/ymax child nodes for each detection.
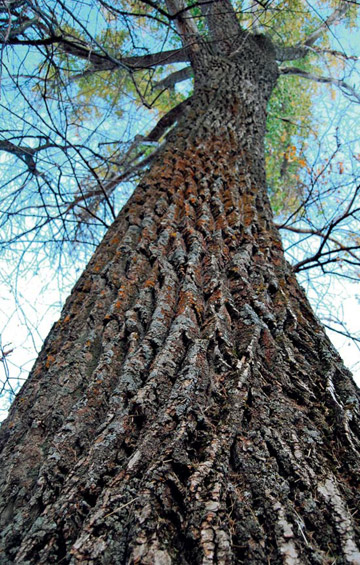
<box><xmin>0</xmin><ymin>30</ymin><xmax>360</xmax><ymax>565</ymax></box>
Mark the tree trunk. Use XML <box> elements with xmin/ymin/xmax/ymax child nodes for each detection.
<box><xmin>1</xmin><ymin>34</ymin><xmax>360</xmax><ymax>565</ymax></box>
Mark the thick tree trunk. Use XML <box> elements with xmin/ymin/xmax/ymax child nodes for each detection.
<box><xmin>1</xmin><ymin>35</ymin><xmax>360</xmax><ymax>565</ymax></box>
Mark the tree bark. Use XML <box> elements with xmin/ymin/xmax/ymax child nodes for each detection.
<box><xmin>1</xmin><ymin>32</ymin><xmax>360</xmax><ymax>565</ymax></box>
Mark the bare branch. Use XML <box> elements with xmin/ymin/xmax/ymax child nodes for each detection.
<box><xmin>65</xmin><ymin>151</ymin><xmax>155</xmax><ymax>216</ymax></box>
<box><xmin>154</xmin><ymin>66</ymin><xmax>193</xmax><ymax>90</ymax></box>
<box><xmin>275</xmin><ymin>1</ymin><xmax>353</xmax><ymax>61</ymax></box>
<box><xmin>275</xmin><ymin>44</ymin><xmax>360</xmax><ymax>64</ymax></box>
<box><xmin>280</xmin><ymin>67</ymin><xmax>360</xmax><ymax>103</ymax></box>
<box><xmin>0</xmin><ymin>138</ymin><xmax>58</xmax><ymax>174</ymax></box>
<box><xmin>323</xmin><ymin>322</ymin><xmax>360</xmax><ymax>345</ymax></box>
<box><xmin>311</xmin><ymin>46</ymin><xmax>360</xmax><ymax>62</ymax></box>
<box><xmin>278</xmin><ymin>224</ymin><xmax>360</xmax><ymax>266</ymax></box>
<box><xmin>146</xmin><ymin>97</ymin><xmax>191</xmax><ymax>140</ymax></box>
<box><xmin>97</xmin><ymin>0</ymin><xmax>171</xmax><ymax>26</ymax></box>
<box><xmin>62</xmin><ymin>40</ymin><xmax>188</xmax><ymax>73</ymax></box>
<box><xmin>304</xmin><ymin>2</ymin><xmax>352</xmax><ymax>48</ymax></box>
<box><xmin>164</xmin><ymin>0</ymin><xmax>204</xmax><ymax>66</ymax></box>
<box><xmin>274</xmin><ymin>45</ymin><xmax>310</xmax><ymax>62</ymax></box>
<box><xmin>66</xmin><ymin>97</ymin><xmax>192</xmax><ymax>215</ymax></box>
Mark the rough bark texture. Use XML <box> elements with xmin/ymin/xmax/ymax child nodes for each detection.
<box><xmin>1</xmin><ymin>30</ymin><xmax>360</xmax><ymax>565</ymax></box>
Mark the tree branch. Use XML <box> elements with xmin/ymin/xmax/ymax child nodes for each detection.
<box><xmin>323</xmin><ymin>323</ymin><xmax>360</xmax><ymax>345</ymax></box>
<box><xmin>311</xmin><ymin>46</ymin><xmax>360</xmax><ymax>62</ymax></box>
<box><xmin>278</xmin><ymin>224</ymin><xmax>360</xmax><ymax>265</ymax></box>
<box><xmin>166</xmin><ymin>0</ymin><xmax>199</xmax><ymax>38</ymax></box>
<box><xmin>66</xmin><ymin>96</ymin><xmax>191</xmax><ymax>214</ymax></box>
<box><xmin>60</xmin><ymin>39</ymin><xmax>188</xmax><ymax>72</ymax></box>
<box><xmin>274</xmin><ymin>45</ymin><xmax>310</xmax><ymax>62</ymax></box>
<box><xmin>275</xmin><ymin>43</ymin><xmax>359</xmax><ymax>64</ymax></box>
<box><xmin>154</xmin><ymin>66</ymin><xmax>193</xmax><ymax>89</ymax></box>
<box><xmin>146</xmin><ymin>97</ymin><xmax>191</xmax><ymax>140</ymax></box>
<box><xmin>304</xmin><ymin>2</ymin><xmax>352</xmax><ymax>48</ymax></box>
<box><xmin>98</xmin><ymin>0</ymin><xmax>171</xmax><ymax>26</ymax></box>
<box><xmin>3</xmin><ymin>32</ymin><xmax>189</xmax><ymax>77</ymax></box>
<box><xmin>0</xmin><ymin>139</ymin><xmax>52</xmax><ymax>173</ymax></box>
<box><xmin>280</xmin><ymin>67</ymin><xmax>360</xmax><ymax>103</ymax></box>
<box><xmin>275</xmin><ymin>1</ymin><xmax>352</xmax><ymax>61</ymax></box>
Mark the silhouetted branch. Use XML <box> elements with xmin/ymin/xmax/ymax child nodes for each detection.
<box><xmin>280</xmin><ymin>67</ymin><xmax>360</xmax><ymax>103</ymax></box>
<box><xmin>154</xmin><ymin>66</ymin><xmax>193</xmax><ymax>89</ymax></box>
<box><xmin>304</xmin><ymin>2</ymin><xmax>352</xmax><ymax>47</ymax></box>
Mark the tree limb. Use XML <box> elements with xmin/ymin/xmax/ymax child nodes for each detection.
<box><xmin>311</xmin><ymin>46</ymin><xmax>360</xmax><ymax>62</ymax></box>
<box><xmin>278</xmin><ymin>224</ymin><xmax>360</xmax><ymax>265</ymax></box>
<box><xmin>275</xmin><ymin>1</ymin><xmax>352</xmax><ymax>61</ymax></box>
<box><xmin>280</xmin><ymin>67</ymin><xmax>360</xmax><ymax>103</ymax></box>
<box><xmin>66</xmin><ymin>96</ymin><xmax>191</xmax><ymax>214</ymax></box>
<box><xmin>0</xmin><ymin>139</ymin><xmax>49</xmax><ymax>173</ymax></box>
<box><xmin>323</xmin><ymin>322</ymin><xmax>360</xmax><ymax>345</ymax></box>
<box><xmin>60</xmin><ymin>38</ymin><xmax>188</xmax><ymax>72</ymax></box>
<box><xmin>2</xmin><ymin>32</ymin><xmax>189</xmax><ymax>74</ymax></box>
<box><xmin>0</xmin><ymin>16</ymin><xmax>39</xmax><ymax>39</ymax></box>
<box><xmin>275</xmin><ymin>44</ymin><xmax>359</xmax><ymax>64</ymax></box>
<box><xmin>154</xmin><ymin>66</ymin><xmax>193</xmax><ymax>89</ymax></box>
<box><xmin>98</xmin><ymin>0</ymin><xmax>171</xmax><ymax>26</ymax></box>
<box><xmin>165</xmin><ymin>0</ymin><xmax>199</xmax><ymax>41</ymax></box>
<box><xmin>146</xmin><ymin>97</ymin><xmax>191</xmax><ymax>140</ymax></box>
<box><xmin>304</xmin><ymin>2</ymin><xmax>352</xmax><ymax>48</ymax></box>
<box><xmin>274</xmin><ymin>45</ymin><xmax>310</xmax><ymax>62</ymax></box>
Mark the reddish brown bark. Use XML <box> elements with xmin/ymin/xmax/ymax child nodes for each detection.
<box><xmin>0</xmin><ymin>29</ymin><xmax>360</xmax><ymax>565</ymax></box>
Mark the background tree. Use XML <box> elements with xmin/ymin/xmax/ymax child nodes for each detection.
<box><xmin>0</xmin><ymin>1</ymin><xmax>360</xmax><ymax>563</ymax></box>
